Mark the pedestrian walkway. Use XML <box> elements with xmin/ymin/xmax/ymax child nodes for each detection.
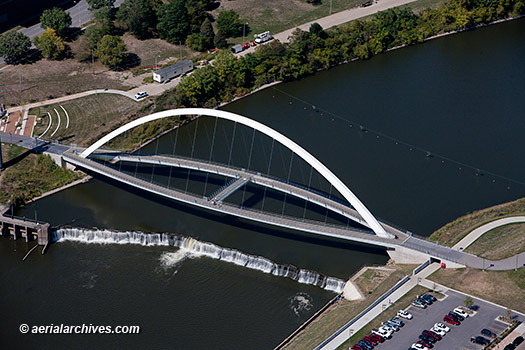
<box><xmin>452</xmin><ymin>216</ymin><xmax>525</xmax><ymax>250</ymax></box>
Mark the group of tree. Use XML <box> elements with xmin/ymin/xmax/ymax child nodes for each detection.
<box><xmin>168</xmin><ymin>0</ymin><xmax>524</xmax><ymax>109</ymax></box>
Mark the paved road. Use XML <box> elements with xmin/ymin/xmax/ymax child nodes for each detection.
<box><xmin>0</xmin><ymin>132</ymin><xmax>69</xmax><ymax>154</ymax></box>
<box><xmin>0</xmin><ymin>0</ymin><xmax>126</xmax><ymax>65</ymax></box>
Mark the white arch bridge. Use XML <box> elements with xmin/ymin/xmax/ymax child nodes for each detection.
<box><xmin>64</xmin><ymin>108</ymin><xmax>411</xmax><ymax>248</ymax></box>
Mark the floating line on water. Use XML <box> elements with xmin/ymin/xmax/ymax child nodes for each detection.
<box><xmin>272</xmin><ymin>86</ymin><xmax>525</xmax><ymax>188</ymax></box>
<box><xmin>53</xmin><ymin>227</ymin><xmax>346</xmax><ymax>294</ymax></box>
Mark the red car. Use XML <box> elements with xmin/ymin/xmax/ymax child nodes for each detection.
<box><xmin>370</xmin><ymin>333</ymin><xmax>384</xmax><ymax>343</ymax></box>
<box><xmin>443</xmin><ymin>315</ymin><xmax>460</xmax><ymax>325</ymax></box>
<box><xmin>422</xmin><ymin>330</ymin><xmax>442</xmax><ymax>341</ymax></box>
<box><xmin>363</xmin><ymin>336</ymin><xmax>378</xmax><ymax>345</ymax></box>
<box><xmin>351</xmin><ymin>345</ymin><xmax>365</xmax><ymax>350</ymax></box>
<box><xmin>417</xmin><ymin>340</ymin><xmax>433</xmax><ymax>348</ymax></box>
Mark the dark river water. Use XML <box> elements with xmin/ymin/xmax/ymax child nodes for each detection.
<box><xmin>1</xmin><ymin>18</ymin><xmax>524</xmax><ymax>350</ymax></box>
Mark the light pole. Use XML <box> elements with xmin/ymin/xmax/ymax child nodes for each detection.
<box><xmin>154</xmin><ymin>55</ymin><xmax>161</xmax><ymax>70</ymax></box>
<box><xmin>243</xmin><ymin>22</ymin><xmax>248</xmax><ymax>44</ymax></box>
<box><xmin>330</xmin><ymin>0</ymin><xmax>332</xmax><ymax>15</ymax></box>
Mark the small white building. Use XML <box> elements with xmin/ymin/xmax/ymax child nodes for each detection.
<box><xmin>153</xmin><ymin>60</ymin><xmax>194</xmax><ymax>83</ymax></box>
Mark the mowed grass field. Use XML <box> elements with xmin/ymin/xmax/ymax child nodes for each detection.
<box><xmin>429</xmin><ymin>268</ymin><xmax>525</xmax><ymax>313</ymax></box>
<box><xmin>212</xmin><ymin>0</ymin><xmax>365</xmax><ymax>43</ymax></box>
<box><xmin>465</xmin><ymin>223</ymin><xmax>525</xmax><ymax>260</ymax></box>
<box><xmin>31</xmin><ymin>94</ymin><xmax>146</xmax><ymax>147</ymax></box>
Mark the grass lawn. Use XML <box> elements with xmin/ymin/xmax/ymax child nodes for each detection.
<box><xmin>31</xmin><ymin>94</ymin><xmax>146</xmax><ymax>147</ymax></box>
<box><xmin>465</xmin><ymin>223</ymin><xmax>525</xmax><ymax>260</ymax></box>
<box><xmin>0</xmin><ymin>143</ymin><xmax>81</xmax><ymax>205</ymax></box>
<box><xmin>427</xmin><ymin>197</ymin><xmax>525</xmax><ymax>247</ymax></box>
<box><xmin>281</xmin><ymin>264</ymin><xmax>415</xmax><ymax>350</ymax></box>
<box><xmin>212</xmin><ymin>0</ymin><xmax>365</xmax><ymax>44</ymax></box>
<box><xmin>337</xmin><ymin>286</ymin><xmax>443</xmax><ymax>349</ymax></box>
<box><xmin>429</xmin><ymin>268</ymin><xmax>525</xmax><ymax>313</ymax></box>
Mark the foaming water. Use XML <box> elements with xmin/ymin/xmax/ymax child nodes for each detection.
<box><xmin>54</xmin><ymin>227</ymin><xmax>347</xmax><ymax>293</ymax></box>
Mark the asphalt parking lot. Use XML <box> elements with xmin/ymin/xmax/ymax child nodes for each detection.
<box><xmin>371</xmin><ymin>289</ymin><xmax>524</xmax><ymax>350</ymax></box>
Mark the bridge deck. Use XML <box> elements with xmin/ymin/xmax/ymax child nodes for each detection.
<box><xmin>64</xmin><ymin>150</ymin><xmax>402</xmax><ymax>248</ymax></box>
<box><xmin>113</xmin><ymin>153</ymin><xmax>371</xmax><ymax>226</ymax></box>
<box><xmin>210</xmin><ymin>177</ymin><xmax>250</xmax><ymax>203</ymax></box>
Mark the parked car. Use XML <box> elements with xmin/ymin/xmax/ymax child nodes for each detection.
<box><xmin>503</xmin><ymin>344</ymin><xmax>516</xmax><ymax>350</ymax></box>
<box><xmin>358</xmin><ymin>339</ymin><xmax>373</xmax><ymax>349</ymax></box>
<box><xmin>422</xmin><ymin>294</ymin><xmax>437</xmax><ymax>302</ymax></box>
<box><xmin>412</xmin><ymin>300</ymin><xmax>427</xmax><ymax>308</ymax></box>
<box><xmin>418</xmin><ymin>297</ymin><xmax>432</xmax><ymax>306</ymax></box>
<box><xmin>383</xmin><ymin>321</ymin><xmax>399</xmax><ymax>331</ymax></box>
<box><xmin>372</xmin><ymin>328</ymin><xmax>392</xmax><ymax>339</ymax></box>
<box><xmin>134</xmin><ymin>91</ymin><xmax>148</xmax><ymax>99</ymax></box>
<box><xmin>351</xmin><ymin>345</ymin><xmax>365</xmax><ymax>350</ymax></box>
<box><xmin>389</xmin><ymin>317</ymin><xmax>404</xmax><ymax>327</ymax></box>
<box><xmin>453</xmin><ymin>307</ymin><xmax>469</xmax><ymax>318</ymax></box>
<box><xmin>443</xmin><ymin>315</ymin><xmax>460</xmax><ymax>325</ymax></box>
<box><xmin>434</xmin><ymin>323</ymin><xmax>450</xmax><ymax>332</ymax></box>
<box><xmin>481</xmin><ymin>328</ymin><xmax>495</xmax><ymax>337</ymax></box>
<box><xmin>418</xmin><ymin>334</ymin><xmax>436</xmax><ymax>343</ymax></box>
<box><xmin>410</xmin><ymin>343</ymin><xmax>429</xmax><ymax>350</ymax></box>
<box><xmin>417</xmin><ymin>340</ymin><xmax>433</xmax><ymax>348</ymax></box>
<box><xmin>471</xmin><ymin>336</ymin><xmax>489</xmax><ymax>345</ymax></box>
<box><xmin>513</xmin><ymin>336</ymin><xmax>524</xmax><ymax>346</ymax></box>
<box><xmin>430</xmin><ymin>327</ymin><xmax>446</xmax><ymax>336</ymax></box>
<box><xmin>369</xmin><ymin>333</ymin><xmax>384</xmax><ymax>343</ymax></box>
<box><xmin>422</xmin><ymin>330</ymin><xmax>441</xmax><ymax>341</ymax></box>
<box><xmin>398</xmin><ymin>310</ymin><xmax>413</xmax><ymax>319</ymax></box>
<box><xmin>363</xmin><ymin>336</ymin><xmax>377</xmax><ymax>345</ymax></box>
<box><xmin>448</xmin><ymin>311</ymin><xmax>465</xmax><ymax>321</ymax></box>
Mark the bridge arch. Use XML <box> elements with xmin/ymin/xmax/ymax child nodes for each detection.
<box><xmin>81</xmin><ymin>108</ymin><xmax>393</xmax><ymax>238</ymax></box>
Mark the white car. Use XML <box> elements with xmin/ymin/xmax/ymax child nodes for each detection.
<box><xmin>411</xmin><ymin>343</ymin><xmax>429</xmax><ymax>350</ymax></box>
<box><xmin>430</xmin><ymin>326</ymin><xmax>446</xmax><ymax>336</ymax></box>
<box><xmin>397</xmin><ymin>310</ymin><xmax>413</xmax><ymax>320</ymax></box>
<box><xmin>453</xmin><ymin>307</ymin><xmax>469</xmax><ymax>318</ymax></box>
<box><xmin>134</xmin><ymin>91</ymin><xmax>148</xmax><ymax>99</ymax></box>
<box><xmin>372</xmin><ymin>327</ymin><xmax>392</xmax><ymax>338</ymax></box>
<box><xmin>434</xmin><ymin>322</ymin><xmax>450</xmax><ymax>332</ymax></box>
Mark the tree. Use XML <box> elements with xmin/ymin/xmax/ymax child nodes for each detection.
<box><xmin>186</xmin><ymin>0</ymin><xmax>208</xmax><ymax>34</ymax></box>
<box><xmin>216</xmin><ymin>10</ymin><xmax>243</xmax><ymax>38</ymax></box>
<box><xmin>0</xmin><ymin>31</ymin><xmax>31</xmax><ymax>64</ymax></box>
<box><xmin>186</xmin><ymin>18</ymin><xmax>215</xmax><ymax>51</ymax></box>
<box><xmin>117</xmin><ymin>0</ymin><xmax>156</xmax><ymax>39</ymax></box>
<box><xmin>40</xmin><ymin>7</ymin><xmax>72</xmax><ymax>37</ymax></box>
<box><xmin>95</xmin><ymin>35</ymin><xmax>127</xmax><ymax>69</ymax></box>
<box><xmin>87</xmin><ymin>0</ymin><xmax>115</xmax><ymax>11</ymax></box>
<box><xmin>85</xmin><ymin>7</ymin><xmax>115</xmax><ymax>48</ymax></box>
<box><xmin>463</xmin><ymin>296</ymin><xmax>473</xmax><ymax>309</ymax></box>
<box><xmin>309</xmin><ymin>22</ymin><xmax>328</xmax><ymax>39</ymax></box>
<box><xmin>214</xmin><ymin>29</ymin><xmax>228</xmax><ymax>49</ymax></box>
<box><xmin>156</xmin><ymin>0</ymin><xmax>189</xmax><ymax>44</ymax></box>
<box><xmin>33</xmin><ymin>28</ymin><xmax>66</xmax><ymax>59</ymax></box>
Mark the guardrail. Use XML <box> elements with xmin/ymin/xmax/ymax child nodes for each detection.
<box><xmin>413</xmin><ymin>259</ymin><xmax>431</xmax><ymax>275</ymax></box>
<box><xmin>314</xmin><ymin>274</ymin><xmax>411</xmax><ymax>349</ymax></box>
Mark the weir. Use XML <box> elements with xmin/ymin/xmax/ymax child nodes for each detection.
<box><xmin>54</xmin><ymin>227</ymin><xmax>348</xmax><ymax>293</ymax></box>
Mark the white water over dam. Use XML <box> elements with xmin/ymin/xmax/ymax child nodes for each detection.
<box><xmin>54</xmin><ymin>228</ymin><xmax>347</xmax><ymax>293</ymax></box>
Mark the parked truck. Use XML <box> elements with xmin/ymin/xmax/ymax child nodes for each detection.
<box><xmin>254</xmin><ymin>31</ymin><xmax>272</xmax><ymax>44</ymax></box>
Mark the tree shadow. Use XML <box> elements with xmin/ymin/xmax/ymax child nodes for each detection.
<box><xmin>2</xmin><ymin>149</ymin><xmax>33</xmax><ymax>169</ymax></box>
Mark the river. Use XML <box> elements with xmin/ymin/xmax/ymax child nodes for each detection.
<box><xmin>1</xmin><ymin>18</ymin><xmax>524</xmax><ymax>349</ymax></box>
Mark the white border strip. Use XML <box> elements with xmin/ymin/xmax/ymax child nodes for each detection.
<box><xmin>39</xmin><ymin>112</ymin><xmax>53</xmax><ymax>138</ymax></box>
<box><xmin>60</xmin><ymin>105</ymin><xmax>70</xmax><ymax>129</ymax></box>
<box><xmin>50</xmin><ymin>108</ymin><xmax>61</xmax><ymax>137</ymax></box>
